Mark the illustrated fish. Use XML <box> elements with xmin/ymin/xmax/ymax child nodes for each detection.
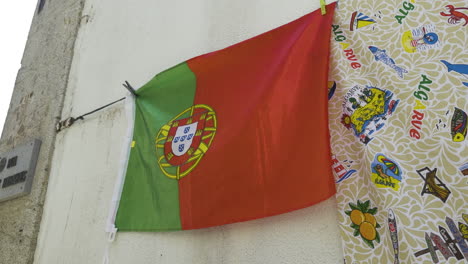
<box><xmin>450</xmin><ymin>107</ymin><xmax>467</xmax><ymax>142</ymax></box>
<box><xmin>368</xmin><ymin>46</ymin><xmax>408</xmax><ymax>78</ymax></box>
<box><xmin>441</xmin><ymin>60</ymin><xmax>468</xmax><ymax>74</ymax></box>
<box><xmin>388</xmin><ymin>209</ymin><xmax>400</xmax><ymax>264</ymax></box>
<box><xmin>441</xmin><ymin>60</ymin><xmax>468</xmax><ymax>86</ymax></box>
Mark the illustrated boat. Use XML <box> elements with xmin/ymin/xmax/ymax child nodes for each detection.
<box><xmin>451</xmin><ymin>107</ymin><xmax>467</xmax><ymax>142</ymax></box>
<box><xmin>350</xmin><ymin>11</ymin><xmax>376</xmax><ymax>31</ymax></box>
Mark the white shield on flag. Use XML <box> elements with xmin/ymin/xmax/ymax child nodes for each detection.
<box><xmin>172</xmin><ymin>122</ymin><xmax>198</xmax><ymax>156</ymax></box>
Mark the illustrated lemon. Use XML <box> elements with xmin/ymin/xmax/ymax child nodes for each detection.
<box><xmin>364</xmin><ymin>213</ymin><xmax>377</xmax><ymax>227</ymax></box>
<box><xmin>360</xmin><ymin>221</ymin><xmax>377</xmax><ymax>241</ymax></box>
<box><xmin>350</xmin><ymin>210</ymin><xmax>365</xmax><ymax>225</ymax></box>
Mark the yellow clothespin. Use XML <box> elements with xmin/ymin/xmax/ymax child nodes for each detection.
<box><xmin>320</xmin><ymin>0</ymin><xmax>327</xmax><ymax>15</ymax></box>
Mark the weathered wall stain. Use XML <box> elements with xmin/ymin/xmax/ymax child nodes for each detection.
<box><xmin>0</xmin><ymin>0</ymin><xmax>85</xmax><ymax>263</ymax></box>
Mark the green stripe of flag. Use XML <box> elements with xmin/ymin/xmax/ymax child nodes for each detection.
<box><xmin>115</xmin><ymin>62</ymin><xmax>196</xmax><ymax>231</ymax></box>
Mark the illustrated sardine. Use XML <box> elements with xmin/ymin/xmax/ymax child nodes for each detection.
<box><xmin>388</xmin><ymin>209</ymin><xmax>399</xmax><ymax>264</ymax></box>
<box><xmin>369</xmin><ymin>46</ymin><xmax>408</xmax><ymax>78</ymax></box>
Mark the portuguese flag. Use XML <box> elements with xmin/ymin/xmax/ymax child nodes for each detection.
<box><xmin>114</xmin><ymin>3</ymin><xmax>336</xmax><ymax>231</ymax></box>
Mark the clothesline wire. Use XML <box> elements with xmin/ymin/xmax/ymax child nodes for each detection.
<box><xmin>76</xmin><ymin>96</ymin><xmax>126</xmax><ymax>120</ymax></box>
<box><xmin>77</xmin><ymin>80</ymin><xmax>137</xmax><ymax>119</ymax></box>
<box><xmin>56</xmin><ymin>81</ymin><xmax>137</xmax><ymax>132</ymax></box>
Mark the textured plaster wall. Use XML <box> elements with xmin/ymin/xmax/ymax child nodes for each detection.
<box><xmin>33</xmin><ymin>0</ymin><xmax>343</xmax><ymax>263</ymax></box>
<box><xmin>0</xmin><ymin>1</ymin><xmax>85</xmax><ymax>264</ymax></box>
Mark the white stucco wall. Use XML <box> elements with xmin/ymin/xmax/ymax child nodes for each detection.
<box><xmin>34</xmin><ymin>0</ymin><xmax>343</xmax><ymax>263</ymax></box>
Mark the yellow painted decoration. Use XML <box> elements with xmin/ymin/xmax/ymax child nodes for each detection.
<box><xmin>340</xmin><ymin>42</ymin><xmax>350</xmax><ymax>50</ymax></box>
<box><xmin>414</xmin><ymin>99</ymin><xmax>426</xmax><ymax>110</ymax></box>
<box><xmin>401</xmin><ymin>31</ymin><xmax>416</xmax><ymax>53</ymax></box>
<box><xmin>371</xmin><ymin>172</ymin><xmax>400</xmax><ymax>191</ymax></box>
<box><xmin>350</xmin><ymin>88</ymin><xmax>386</xmax><ymax>134</ymax></box>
